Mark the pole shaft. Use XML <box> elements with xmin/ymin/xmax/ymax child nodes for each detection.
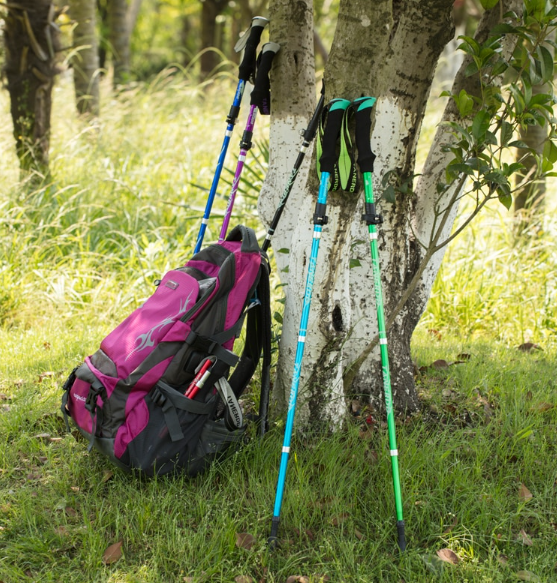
<box><xmin>194</xmin><ymin>80</ymin><xmax>245</xmax><ymax>253</ymax></box>
<box><xmin>219</xmin><ymin>104</ymin><xmax>258</xmax><ymax>242</ymax></box>
<box><xmin>271</xmin><ymin>171</ymin><xmax>329</xmax><ymax>521</ymax></box>
<box><xmin>363</xmin><ymin>171</ymin><xmax>405</xmax><ymax>527</ymax></box>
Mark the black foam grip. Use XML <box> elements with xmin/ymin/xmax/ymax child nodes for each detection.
<box><xmin>319</xmin><ymin>105</ymin><xmax>346</xmax><ymax>174</ymax></box>
<box><xmin>238</xmin><ymin>23</ymin><xmax>266</xmax><ymax>81</ymax></box>
<box><xmin>250</xmin><ymin>46</ymin><xmax>279</xmax><ymax>114</ymax></box>
<box><xmin>355</xmin><ymin>102</ymin><xmax>376</xmax><ymax>173</ymax></box>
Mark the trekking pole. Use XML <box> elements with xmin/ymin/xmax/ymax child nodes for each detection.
<box><xmin>268</xmin><ymin>98</ymin><xmax>351</xmax><ymax>548</ymax></box>
<box><xmin>218</xmin><ymin>42</ymin><xmax>281</xmax><ymax>242</ymax></box>
<box><xmin>193</xmin><ymin>16</ymin><xmax>269</xmax><ymax>254</ymax></box>
<box><xmin>261</xmin><ymin>85</ymin><xmax>325</xmax><ymax>253</ymax></box>
<box><xmin>353</xmin><ymin>96</ymin><xmax>406</xmax><ymax>552</ymax></box>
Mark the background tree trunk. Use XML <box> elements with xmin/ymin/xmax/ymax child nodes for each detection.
<box><xmin>69</xmin><ymin>0</ymin><xmax>100</xmax><ymax>115</ymax></box>
<box><xmin>513</xmin><ymin>82</ymin><xmax>548</xmax><ymax>232</ymax></box>
<box><xmin>200</xmin><ymin>0</ymin><xmax>227</xmax><ymax>77</ymax></box>
<box><xmin>260</xmin><ymin>0</ymin><xmax>520</xmax><ymax>430</ymax></box>
<box><xmin>108</xmin><ymin>0</ymin><xmax>131</xmax><ymax>86</ymax></box>
<box><xmin>3</xmin><ymin>0</ymin><xmax>60</xmax><ymax>176</ymax></box>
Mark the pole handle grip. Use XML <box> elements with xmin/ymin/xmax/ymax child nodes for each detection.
<box><xmin>250</xmin><ymin>42</ymin><xmax>280</xmax><ymax>114</ymax></box>
<box><xmin>353</xmin><ymin>97</ymin><xmax>377</xmax><ymax>173</ymax></box>
<box><xmin>236</xmin><ymin>16</ymin><xmax>269</xmax><ymax>82</ymax></box>
<box><xmin>319</xmin><ymin>99</ymin><xmax>350</xmax><ymax>173</ymax></box>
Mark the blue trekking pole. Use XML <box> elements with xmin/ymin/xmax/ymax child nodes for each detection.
<box><xmin>268</xmin><ymin>98</ymin><xmax>351</xmax><ymax>547</ymax></box>
<box><xmin>353</xmin><ymin>96</ymin><xmax>406</xmax><ymax>551</ymax></box>
<box><xmin>193</xmin><ymin>16</ymin><xmax>269</xmax><ymax>253</ymax></box>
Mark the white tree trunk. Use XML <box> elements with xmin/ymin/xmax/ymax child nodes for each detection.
<box><xmin>260</xmin><ymin>0</ymin><xmax>521</xmax><ymax>428</ymax></box>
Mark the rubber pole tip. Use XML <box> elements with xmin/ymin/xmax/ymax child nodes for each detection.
<box><xmin>267</xmin><ymin>536</ymin><xmax>279</xmax><ymax>550</ymax></box>
<box><xmin>397</xmin><ymin>520</ymin><xmax>407</xmax><ymax>552</ymax></box>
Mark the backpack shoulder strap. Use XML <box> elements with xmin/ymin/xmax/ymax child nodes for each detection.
<box><xmin>227</xmin><ymin>252</ymin><xmax>272</xmax><ymax>434</ymax></box>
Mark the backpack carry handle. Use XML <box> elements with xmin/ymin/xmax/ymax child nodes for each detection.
<box><xmin>353</xmin><ymin>97</ymin><xmax>377</xmax><ymax>174</ymax></box>
<box><xmin>250</xmin><ymin>42</ymin><xmax>281</xmax><ymax>115</ymax></box>
<box><xmin>226</xmin><ymin>224</ymin><xmax>260</xmax><ymax>254</ymax></box>
<box><xmin>319</xmin><ymin>99</ymin><xmax>351</xmax><ymax>174</ymax></box>
<box><xmin>236</xmin><ymin>16</ymin><xmax>269</xmax><ymax>82</ymax></box>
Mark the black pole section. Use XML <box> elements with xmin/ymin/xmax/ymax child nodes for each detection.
<box><xmin>261</xmin><ymin>84</ymin><xmax>325</xmax><ymax>253</ymax></box>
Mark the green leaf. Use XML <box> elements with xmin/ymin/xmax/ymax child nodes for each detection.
<box><xmin>509</xmin><ymin>84</ymin><xmax>525</xmax><ymax>114</ymax></box>
<box><xmin>472</xmin><ymin>111</ymin><xmax>490</xmax><ymax>142</ymax></box>
<box><xmin>498</xmin><ymin>191</ymin><xmax>513</xmax><ymax>209</ymax></box>
<box><xmin>492</xmin><ymin>23</ymin><xmax>519</xmax><ymax>34</ymax></box>
<box><xmin>538</xmin><ymin>45</ymin><xmax>554</xmax><ymax>83</ymax></box>
<box><xmin>455</xmin><ymin>89</ymin><xmax>474</xmax><ymax>117</ymax></box>
<box><xmin>543</xmin><ymin>140</ymin><xmax>557</xmax><ymax>164</ymax></box>
<box><xmin>501</xmin><ymin>121</ymin><xmax>514</xmax><ymax>146</ymax></box>
<box><xmin>480</xmin><ymin>0</ymin><xmax>499</xmax><ymax>9</ymax></box>
<box><xmin>508</xmin><ymin>140</ymin><xmax>531</xmax><ymax>149</ymax></box>
<box><xmin>382</xmin><ymin>185</ymin><xmax>396</xmax><ymax>204</ymax></box>
<box><xmin>349</xmin><ymin>259</ymin><xmax>361</xmax><ymax>269</ymax></box>
<box><xmin>273</xmin><ymin>311</ymin><xmax>283</xmax><ymax>324</ymax></box>
<box><xmin>277</xmin><ymin>248</ymin><xmax>290</xmax><ymax>254</ymax></box>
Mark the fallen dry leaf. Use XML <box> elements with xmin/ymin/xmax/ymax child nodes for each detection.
<box><xmin>354</xmin><ymin>528</ymin><xmax>364</xmax><ymax>540</ymax></box>
<box><xmin>64</xmin><ymin>507</ymin><xmax>78</xmax><ymax>518</ymax></box>
<box><xmin>519</xmin><ymin>483</ymin><xmax>533</xmax><ymax>502</ymax></box>
<box><xmin>532</xmin><ymin>402</ymin><xmax>554</xmax><ymax>413</ymax></box>
<box><xmin>102</xmin><ymin>470</ymin><xmax>114</xmax><ymax>483</ymax></box>
<box><xmin>436</xmin><ymin>548</ymin><xmax>459</xmax><ymax>565</ymax></box>
<box><xmin>496</xmin><ymin>554</ymin><xmax>508</xmax><ymax>566</ymax></box>
<box><xmin>432</xmin><ymin>359</ymin><xmax>449</xmax><ymax>370</ymax></box>
<box><xmin>102</xmin><ymin>541</ymin><xmax>123</xmax><ymax>564</ymax></box>
<box><xmin>442</xmin><ymin>516</ymin><xmax>458</xmax><ymax>534</ymax></box>
<box><xmin>236</xmin><ymin>532</ymin><xmax>256</xmax><ymax>551</ymax></box>
<box><xmin>331</xmin><ymin>513</ymin><xmax>349</xmax><ymax>526</ymax></box>
<box><xmin>517</xmin><ymin>343</ymin><xmax>542</xmax><ymax>352</ymax></box>
<box><xmin>515</xmin><ymin>570</ymin><xmax>540</xmax><ymax>582</ymax></box>
<box><xmin>235</xmin><ymin>577</ymin><xmax>254</xmax><ymax>583</ymax></box>
<box><xmin>285</xmin><ymin>577</ymin><xmax>309</xmax><ymax>583</ymax></box>
<box><xmin>516</xmin><ymin>529</ymin><xmax>533</xmax><ymax>546</ymax></box>
<box><xmin>38</xmin><ymin>372</ymin><xmax>56</xmax><ymax>383</ymax></box>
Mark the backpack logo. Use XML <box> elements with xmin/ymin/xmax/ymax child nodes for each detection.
<box><xmin>126</xmin><ymin>290</ymin><xmax>194</xmax><ymax>360</ymax></box>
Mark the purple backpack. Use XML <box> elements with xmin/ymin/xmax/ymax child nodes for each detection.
<box><xmin>61</xmin><ymin>226</ymin><xmax>271</xmax><ymax>477</ymax></box>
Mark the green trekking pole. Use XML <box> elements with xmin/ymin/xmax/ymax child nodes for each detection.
<box><xmin>353</xmin><ymin>96</ymin><xmax>406</xmax><ymax>552</ymax></box>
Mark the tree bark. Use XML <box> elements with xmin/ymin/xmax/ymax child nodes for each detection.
<box><xmin>259</xmin><ymin>0</ymin><xmax>521</xmax><ymax>429</ymax></box>
<box><xmin>108</xmin><ymin>0</ymin><xmax>131</xmax><ymax>86</ymax></box>
<box><xmin>200</xmin><ymin>0</ymin><xmax>227</xmax><ymax>78</ymax></box>
<box><xmin>69</xmin><ymin>0</ymin><xmax>100</xmax><ymax>115</ymax></box>
<box><xmin>2</xmin><ymin>0</ymin><xmax>60</xmax><ymax>176</ymax></box>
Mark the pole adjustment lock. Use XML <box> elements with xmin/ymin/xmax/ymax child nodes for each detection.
<box><xmin>313</xmin><ymin>202</ymin><xmax>328</xmax><ymax>225</ymax></box>
<box><xmin>362</xmin><ymin>212</ymin><xmax>383</xmax><ymax>226</ymax></box>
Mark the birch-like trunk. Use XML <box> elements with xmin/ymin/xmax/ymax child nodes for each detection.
<box><xmin>108</xmin><ymin>0</ymin><xmax>131</xmax><ymax>86</ymax></box>
<box><xmin>69</xmin><ymin>0</ymin><xmax>100</xmax><ymax>115</ymax></box>
<box><xmin>259</xmin><ymin>0</ymin><xmax>520</xmax><ymax>429</ymax></box>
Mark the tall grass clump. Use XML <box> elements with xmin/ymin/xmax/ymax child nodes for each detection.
<box><xmin>418</xmin><ymin>199</ymin><xmax>557</xmax><ymax>348</ymax></box>
<box><xmin>0</xmin><ymin>66</ymin><xmax>265</xmax><ymax>331</ymax></box>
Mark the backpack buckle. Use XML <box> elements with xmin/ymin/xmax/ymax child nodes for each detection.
<box><xmin>85</xmin><ymin>383</ymin><xmax>103</xmax><ymax>413</ymax></box>
<box><xmin>151</xmin><ymin>386</ymin><xmax>167</xmax><ymax>407</ymax></box>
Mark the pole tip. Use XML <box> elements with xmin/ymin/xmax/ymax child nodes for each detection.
<box><xmin>397</xmin><ymin>520</ymin><xmax>407</xmax><ymax>552</ymax></box>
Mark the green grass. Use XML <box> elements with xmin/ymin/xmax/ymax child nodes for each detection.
<box><xmin>2</xmin><ymin>72</ymin><xmax>557</xmax><ymax>581</ymax></box>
